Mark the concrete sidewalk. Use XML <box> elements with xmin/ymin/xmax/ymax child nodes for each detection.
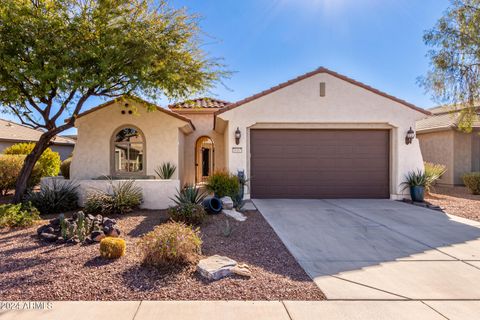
<box><xmin>1</xmin><ymin>300</ymin><xmax>480</xmax><ymax>320</ymax></box>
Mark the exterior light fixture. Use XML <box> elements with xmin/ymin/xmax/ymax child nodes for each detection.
<box><xmin>405</xmin><ymin>127</ymin><xmax>415</xmax><ymax>145</ymax></box>
<box><xmin>235</xmin><ymin>127</ymin><xmax>241</xmax><ymax>145</ymax></box>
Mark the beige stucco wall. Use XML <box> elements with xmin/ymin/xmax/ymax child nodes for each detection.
<box><xmin>217</xmin><ymin>72</ymin><xmax>427</xmax><ymax>199</ymax></box>
<box><xmin>71</xmin><ymin>99</ymin><xmax>189</xmax><ymax>180</ymax></box>
<box><xmin>42</xmin><ymin>177</ymin><xmax>179</xmax><ymax>209</ymax></box>
<box><xmin>417</xmin><ymin>130</ymin><xmax>454</xmax><ymax>185</ymax></box>
<box><xmin>418</xmin><ymin>129</ymin><xmax>480</xmax><ymax>185</ymax></box>
<box><xmin>454</xmin><ymin>131</ymin><xmax>472</xmax><ymax>185</ymax></box>
<box><xmin>171</xmin><ymin>110</ymin><xmax>225</xmax><ymax>185</ymax></box>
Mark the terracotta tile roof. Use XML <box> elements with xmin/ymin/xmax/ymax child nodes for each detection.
<box><xmin>75</xmin><ymin>95</ymin><xmax>195</xmax><ymax>130</ymax></box>
<box><xmin>168</xmin><ymin>98</ymin><xmax>230</xmax><ymax>109</ymax></box>
<box><xmin>215</xmin><ymin>67</ymin><xmax>430</xmax><ymax>117</ymax></box>
<box><xmin>416</xmin><ymin>104</ymin><xmax>480</xmax><ymax>132</ymax></box>
<box><xmin>0</xmin><ymin>118</ymin><xmax>75</xmax><ymax>145</ymax></box>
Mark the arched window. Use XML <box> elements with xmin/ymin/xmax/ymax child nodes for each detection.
<box><xmin>112</xmin><ymin>126</ymin><xmax>145</xmax><ymax>176</ymax></box>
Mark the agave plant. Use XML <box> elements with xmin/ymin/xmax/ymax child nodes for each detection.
<box><xmin>172</xmin><ymin>184</ymin><xmax>207</xmax><ymax>205</ymax></box>
<box><xmin>155</xmin><ymin>162</ymin><xmax>177</xmax><ymax>179</ymax></box>
<box><xmin>401</xmin><ymin>170</ymin><xmax>427</xmax><ymax>190</ymax></box>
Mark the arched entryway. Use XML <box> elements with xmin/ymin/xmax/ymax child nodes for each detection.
<box><xmin>195</xmin><ymin>136</ymin><xmax>214</xmax><ymax>184</ymax></box>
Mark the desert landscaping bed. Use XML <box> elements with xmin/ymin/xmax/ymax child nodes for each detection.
<box><xmin>426</xmin><ymin>186</ymin><xmax>480</xmax><ymax>222</ymax></box>
<box><xmin>0</xmin><ymin>209</ymin><xmax>324</xmax><ymax>300</ymax></box>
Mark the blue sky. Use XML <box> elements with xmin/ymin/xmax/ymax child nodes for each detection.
<box><xmin>174</xmin><ymin>0</ymin><xmax>449</xmax><ymax>108</ymax></box>
<box><xmin>2</xmin><ymin>0</ymin><xmax>452</xmax><ymax>134</ymax></box>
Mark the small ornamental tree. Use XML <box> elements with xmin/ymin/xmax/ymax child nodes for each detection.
<box><xmin>0</xmin><ymin>0</ymin><xmax>224</xmax><ymax>202</ymax></box>
<box><xmin>421</xmin><ymin>0</ymin><xmax>480</xmax><ymax>131</ymax></box>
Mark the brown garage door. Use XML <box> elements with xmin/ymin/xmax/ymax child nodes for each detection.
<box><xmin>250</xmin><ymin>129</ymin><xmax>390</xmax><ymax>199</ymax></box>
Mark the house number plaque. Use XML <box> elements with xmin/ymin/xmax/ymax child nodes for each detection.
<box><xmin>232</xmin><ymin>147</ymin><xmax>243</xmax><ymax>153</ymax></box>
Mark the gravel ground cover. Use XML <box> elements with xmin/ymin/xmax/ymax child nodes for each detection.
<box><xmin>0</xmin><ymin>209</ymin><xmax>324</xmax><ymax>300</ymax></box>
<box><xmin>426</xmin><ymin>186</ymin><xmax>480</xmax><ymax>222</ymax></box>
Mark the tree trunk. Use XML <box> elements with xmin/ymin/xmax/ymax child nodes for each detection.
<box><xmin>12</xmin><ymin>133</ymin><xmax>52</xmax><ymax>203</ymax></box>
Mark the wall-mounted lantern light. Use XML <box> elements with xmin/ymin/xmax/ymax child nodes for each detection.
<box><xmin>405</xmin><ymin>127</ymin><xmax>415</xmax><ymax>145</ymax></box>
<box><xmin>235</xmin><ymin>127</ymin><xmax>241</xmax><ymax>145</ymax></box>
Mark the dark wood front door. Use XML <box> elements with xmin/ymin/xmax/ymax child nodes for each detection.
<box><xmin>250</xmin><ymin>129</ymin><xmax>390</xmax><ymax>199</ymax></box>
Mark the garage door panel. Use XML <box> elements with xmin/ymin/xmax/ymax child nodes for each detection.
<box><xmin>250</xmin><ymin>129</ymin><xmax>390</xmax><ymax>199</ymax></box>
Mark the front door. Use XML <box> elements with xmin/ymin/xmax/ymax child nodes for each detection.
<box><xmin>202</xmin><ymin>148</ymin><xmax>210</xmax><ymax>177</ymax></box>
<box><xmin>195</xmin><ymin>136</ymin><xmax>215</xmax><ymax>183</ymax></box>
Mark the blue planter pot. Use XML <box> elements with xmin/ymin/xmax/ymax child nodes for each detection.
<box><xmin>202</xmin><ymin>197</ymin><xmax>223</xmax><ymax>214</ymax></box>
<box><xmin>410</xmin><ymin>186</ymin><xmax>425</xmax><ymax>202</ymax></box>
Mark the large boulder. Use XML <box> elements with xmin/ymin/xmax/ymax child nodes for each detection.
<box><xmin>220</xmin><ymin>196</ymin><xmax>234</xmax><ymax>210</ymax></box>
<box><xmin>223</xmin><ymin>209</ymin><xmax>247</xmax><ymax>222</ymax></box>
<box><xmin>197</xmin><ymin>255</ymin><xmax>237</xmax><ymax>281</ymax></box>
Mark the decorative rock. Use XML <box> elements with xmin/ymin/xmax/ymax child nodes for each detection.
<box><xmin>223</xmin><ymin>209</ymin><xmax>247</xmax><ymax>222</ymax></box>
<box><xmin>105</xmin><ymin>227</ymin><xmax>120</xmax><ymax>237</ymax></box>
<box><xmin>220</xmin><ymin>196</ymin><xmax>234</xmax><ymax>210</ymax></box>
<box><xmin>37</xmin><ymin>211</ymin><xmax>120</xmax><ymax>245</ymax></box>
<box><xmin>49</xmin><ymin>218</ymin><xmax>60</xmax><ymax>226</ymax></box>
<box><xmin>37</xmin><ymin>225</ymin><xmax>49</xmax><ymax>235</ymax></box>
<box><xmin>103</xmin><ymin>218</ymin><xmax>116</xmax><ymax>228</ymax></box>
<box><xmin>91</xmin><ymin>231</ymin><xmax>105</xmax><ymax>242</ymax></box>
<box><xmin>197</xmin><ymin>255</ymin><xmax>237</xmax><ymax>280</ymax></box>
<box><xmin>231</xmin><ymin>263</ymin><xmax>252</xmax><ymax>277</ymax></box>
<box><xmin>413</xmin><ymin>202</ymin><xmax>428</xmax><ymax>208</ymax></box>
<box><xmin>40</xmin><ymin>233</ymin><xmax>58</xmax><ymax>242</ymax></box>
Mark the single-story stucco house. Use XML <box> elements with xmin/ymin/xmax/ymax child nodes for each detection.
<box><xmin>417</xmin><ymin>105</ymin><xmax>480</xmax><ymax>185</ymax></box>
<box><xmin>0</xmin><ymin>118</ymin><xmax>75</xmax><ymax>160</ymax></box>
<box><xmin>63</xmin><ymin>67</ymin><xmax>429</xmax><ymax>209</ymax></box>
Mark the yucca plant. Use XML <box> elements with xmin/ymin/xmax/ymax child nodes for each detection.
<box><xmin>424</xmin><ymin>162</ymin><xmax>447</xmax><ymax>193</ymax></box>
<box><xmin>155</xmin><ymin>162</ymin><xmax>177</xmax><ymax>179</ymax></box>
<box><xmin>25</xmin><ymin>179</ymin><xmax>79</xmax><ymax>214</ymax></box>
<box><xmin>110</xmin><ymin>179</ymin><xmax>143</xmax><ymax>214</ymax></box>
<box><xmin>84</xmin><ymin>178</ymin><xmax>142</xmax><ymax>215</ymax></box>
<box><xmin>172</xmin><ymin>184</ymin><xmax>207</xmax><ymax>205</ymax></box>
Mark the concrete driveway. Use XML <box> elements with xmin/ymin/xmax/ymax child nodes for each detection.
<box><xmin>253</xmin><ymin>199</ymin><xmax>480</xmax><ymax>300</ymax></box>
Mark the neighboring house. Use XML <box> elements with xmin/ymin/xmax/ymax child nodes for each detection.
<box><xmin>0</xmin><ymin>118</ymin><xmax>75</xmax><ymax>160</ymax></box>
<box><xmin>68</xmin><ymin>67</ymin><xmax>429</xmax><ymax>207</ymax></box>
<box><xmin>416</xmin><ymin>105</ymin><xmax>480</xmax><ymax>185</ymax></box>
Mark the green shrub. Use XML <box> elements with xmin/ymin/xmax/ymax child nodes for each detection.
<box><xmin>0</xmin><ymin>155</ymin><xmax>42</xmax><ymax>195</ymax></box>
<box><xmin>172</xmin><ymin>184</ymin><xmax>207</xmax><ymax>205</ymax></box>
<box><xmin>84</xmin><ymin>179</ymin><xmax>142</xmax><ymax>215</ymax></box>
<box><xmin>424</xmin><ymin>162</ymin><xmax>447</xmax><ymax>193</ymax></box>
<box><xmin>138</xmin><ymin>221</ymin><xmax>202</xmax><ymax>267</ymax></box>
<box><xmin>3</xmin><ymin>142</ymin><xmax>60</xmax><ymax>178</ymax></box>
<box><xmin>168</xmin><ymin>203</ymin><xmax>206</xmax><ymax>225</ymax></box>
<box><xmin>206</xmin><ymin>171</ymin><xmax>240</xmax><ymax>198</ymax></box>
<box><xmin>60</xmin><ymin>157</ymin><xmax>72</xmax><ymax>179</ymax></box>
<box><xmin>155</xmin><ymin>162</ymin><xmax>177</xmax><ymax>179</ymax></box>
<box><xmin>0</xmin><ymin>202</ymin><xmax>40</xmax><ymax>228</ymax></box>
<box><xmin>463</xmin><ymin>172</ymin><xmax>480</xmax><ymax>195</ymax></box>
<box><xmin>25</xmin><ymin>179</ymin><xmax>79</xmax><ymax>214</ymax></box>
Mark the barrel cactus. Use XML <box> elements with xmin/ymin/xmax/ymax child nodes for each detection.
<box><xmin>99</xmin><ymin>237</ymin><xmax>126</xmax><ymax>259</ymax></box>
